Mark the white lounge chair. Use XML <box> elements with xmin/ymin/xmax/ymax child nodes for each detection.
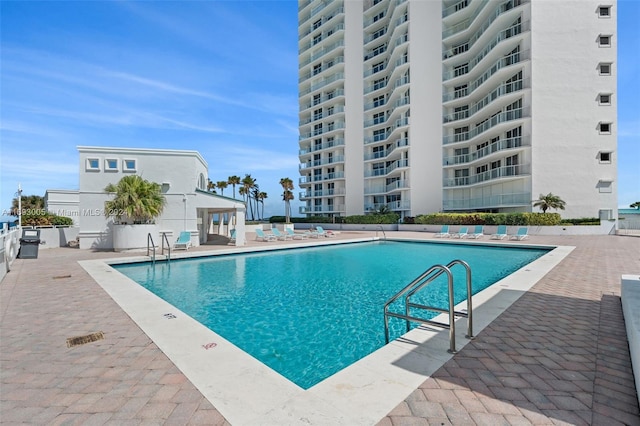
<box><xmin>491</xmin><ymin>225</ymin><xmax>508</xmax><ymax>240</ymax></box>
<box><xmin>467</xmin><ymin>225</ymin><xmax>484</xmax><ymax>239</ymax></box>
<box><xmin>510</xmin><ymin>227</ymin><xmax>529</xmax><ymax>241</ymax></box>
<box><xmin>316</xmin><ymin>226</ymin><xmax>335</xmax><ymax>237</ymax></box>
<box><xmin>174</xmin><ymin>231</ymin><xmax>192</xmax><ymax>250</ymax></box>
<box><xmin>255</xmin><ymin>228</ymin><xmax>276</xmax><ymax>242</ymax></box>
<box><xmin>271</xmin><ymin>228</ymin><xmax>291</xmax><ymax>240</ymax></box>
<box><xmin>452</xmin><ymin>226</ymin><xmax>468</xmax><ymax>238</ymax></box>
<box><xmin>434</xmin><ymin>225</ymin><xmax>450</xmax><ymax>238</ymax></box>
<box><xmin>286</xmin><ymin>228</ymin><xmax>308</xmax><ymax>240</ymax></box>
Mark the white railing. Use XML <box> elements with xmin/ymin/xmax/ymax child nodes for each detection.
<box><xmin>443</xmin><ymin>135</ymin><xmax>529</xmax><ymax>165</ymax></box>
<box><xmin>443</xmin><ymin>192</ymin><xmax>531</xmax><ymax>210</ymax></box>
<box><xmin>443</xmin><ymin>164</ymin><xmax>531</xmax><ymax>187</ymax></box>
<box><xmin>443</xmin><ymin>107</ymin><xmax>527</xmax><ymax>145</ymax></box>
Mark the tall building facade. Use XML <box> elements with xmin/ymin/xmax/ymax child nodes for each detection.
<box><xmin>298</xmin><ymin>0</ymin><xmax>617</xmax><ymax>220</ymax></box>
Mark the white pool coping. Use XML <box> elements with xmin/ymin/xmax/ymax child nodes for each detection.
<box><xmin>79</xmin><ymin>238</ymin><xmax>573</xmax><ymax>425</ymax></box>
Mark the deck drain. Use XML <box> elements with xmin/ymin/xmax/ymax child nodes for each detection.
<box><xmin>66</xmin><ymin>332</ymin><xmax>104</xmax><ymax>348</ymax></box>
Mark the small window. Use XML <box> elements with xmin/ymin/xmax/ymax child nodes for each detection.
<box><xmin>598</xmin><ymin>35</ymin><xmax>611</xmax><ymax>47</ymax></box>
<box><xmin>598</xmin><ymin>180</ymin><xmax>613</xmax><ymax>193</ymax></box>
<box><xmin>598</xmin><ymin>93</ymin><xmax>612</xmax><ymax>105</ymax></box>
<box><xmin>123</xmin><ymin>159</ymin><xmax>136</xmax><ymax>172</ymax></box>
<box><xmin>598</xmin><ymin>151</ymin><xmax>612</xmax><ymax>163</ymax></box>
<box><xmin>598</xmin><ymin>122</ymin><xmax>612</xmax><ymax>134</ymax></box>
<box><xmin>598</xmin><ymin>5</ymin><xmax>611</xmax><ymax>17</ymax></box>
<box><xmin>86</xmin><ymin>158</ymin><xmax>100</xmax><ymax>171</ymax></box>
<box><xmin>105</xmin><ymin>159</ymin><xmax>118</xmax><ymax>171</ymax></box>
<box><xmin>599</xmin><ymin>63</ymin><xmax>612</xmax><ymax>75</ymax></box>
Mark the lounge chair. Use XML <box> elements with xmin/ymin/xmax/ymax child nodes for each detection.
<box><xmin>286</xmin><ymin>228</ymin><xmax>309</xmax><ymax>240</ymax></box>
<box><xmin>271</xmin><ymin>228</ymin><xmax>291</xmax><ymax>241</ymax></box>
<box><xmin>174</xmin><ymin>231</ymin><xmax>192</xmax><ymax>250</ymax></box>
<box><xmin>255</xmin><ymin>228</ymin><xmax>276</xmax><ymax>242</ymax></box>
<box><xmin>510</xmin><ymin>227</ymin><xmax>529</xmax><ymax>241</ymax></box>
<box><xmin>491</xmin><ymin>225</ymin><xmax>508</xmax><ymax>240</ymax></box>
<box><xmin>434</xmin><ymin>225</ymin><xmax>450</xmax><ymax>238</ymax></box>
<box><xmin>229</xmin><ymin>229</ymin><xmax>236</xmax><ymax>244</ymax></box>
<box><xmin>316</xmin><ymin>226</ymin><xmax>335</xmax><ymax>237</ymax></box>
<box><xmin>466</xmin><ymin>225</ymin><xmax>484</xmax><ymax>239</ymax></box>
<box><xmin>452</xmin><ymin>226</ymin><xmax>468</xmax><ymax>238</ymax></box>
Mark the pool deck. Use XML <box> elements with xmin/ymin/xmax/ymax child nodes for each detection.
<box><xmin>1</xmin><ymin>232</ymin><xmax>639</xmax><ymax>425</ymax></box>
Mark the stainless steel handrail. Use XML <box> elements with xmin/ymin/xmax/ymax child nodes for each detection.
<box><xmin>383</xmin><ymin>259</ymin><xmax>473</xmax><ymax>353</ymax></box>
<box><xmin>376</xmin><ymin>225</ymin><xmax>387</xmax><ymax>240</ymax></box>
<box><xmin>147</xmin><ymin>233</ymin><xmax>156</xmax><ymax>264</ymax></box>
<box><xmin>160</xmin><ymin>232</ymin><xmax>171</xmax><ymax>263</ymax></box>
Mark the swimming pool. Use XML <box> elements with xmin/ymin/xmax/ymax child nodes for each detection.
<box><xmin>114</xmin><ymin>240</ymin><xmax>549</xmax><ymax>389</ymax></box>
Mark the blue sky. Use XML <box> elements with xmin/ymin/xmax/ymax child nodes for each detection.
<box><xmin>1</xmin><ymin>1</ymin><xmax>639</xmax><ymax>219</ymax></box>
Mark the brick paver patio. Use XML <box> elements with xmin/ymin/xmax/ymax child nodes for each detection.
<box><xmin>1</xmin><ymin>233</ymin><xmax>639</xmax><ymax>425</ymax></box>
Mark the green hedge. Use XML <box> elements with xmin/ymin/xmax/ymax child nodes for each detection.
<box><xmin>343</xmin><ymin>213</ymin><xmax>400</xmax><ymax>224</ymax></box>
<box><xmin>413</xmin><ymin>212</ymin><xmax>562</xmax><ymax>226</ymax></box>
<box><xmin>269</xmin><ymin>216</ymin><xmax>333</xmax><ymax>224</ymax></box>
<box><xmin>21</xmin><ymin>213</ymin><xmax>74</xmax><ymax>227</ymax></box>
<box><xmin>559</xmin><ymin>217</ymin><xmax>600</xmax><ymax>226</ymax></box>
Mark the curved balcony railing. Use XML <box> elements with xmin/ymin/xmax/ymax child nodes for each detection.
<box><xmin>443</xmin><ymin>0</ymin><xmax>471</xmax><ymax>18</ymax></box>
<box><xmin>364</xmin><ymin>137</ymin><xmax>409</xmax><ymax>161</ymax></box>
<box><xmin>300</xmin><ymin>39</ymin><xmax>344</xmax><ymax>69</ymax></box>
<box><xmin>443</xmin><ymin>50</ymin><xmax>528</xmax><ymax>102</ymax></box>
<box><xmin>299</xmin><ymin>121</ymin><xmax>345</xmax><ymax>141</ymax></box>
<box><xmin>300</xmin><ymin>72</ymin><xmax>344</xmax><ymax>97</ymax></box>
<box><xmin>443</xmin><ymin>192</ymin><xmax>531</xmax><ymax>210</ymax></box>
<box><xmin>365</xmin><ymin>158</ymin><xmax>409</xmax><ymax>177</ymax></box>
<box><xmin>300</xmin><ymin>138</ymin><xmax>345</xmax><ymax>155</ymax></box>
<box><xmin>443</xmin><ymin>135</ymin><xmax>529</xmax><ymax>166</ymax></box>
<box><xmin>443</xmin><ymin>78</ymin><xmax>527</xmax><ymax>123</ymax></box>
<box><xmin>299</xmin><ymin>155</ymin><xmax>345</xmax><ymax>170</ymax></box>
<box><xmin>299</xmin><ymin>56</ymin><xmax>344</xmax><ymax>84</ymax></box>
<box><xmin>300</xmin><ymin>0</ymin><xmax>336</xmax><ymax>26</ymax></box>
<box><xmin>300</xmin><ymin>105</ymin><xmax>345</xmax><ymax>126</ymax></box>
<box><xmin>300</xmin><ymin>89</ymin><xmax>344</xmax><ymax>111</ymax></box>
<box><xmin>443</xmin><ymin>0</ymin><xmax>490</xmax><ymax>37</ymax></box>
<box><xmin>364</xmin><ymin>179</ymin><xmax>409</xmax><ymax>195</ymax></box>
<box><xmin>299</xmin><ymin>7</ymin><xmax>344</xmax><ymax>41</ymax></box>
<box><xmin>299</xmin><ymin>171</ymin><xmax>345</xmax><ymax>184</ymax></box>
<box><xmin>443</xmin><ymin>164</ymin><xmax>530</xmax><ymax>187</ymax></box>
<box><xmin>365</xmin><ymin>200</ymin><xmax>411</xmax><ymax>211</ymax></box>
<box><xmin>443</xmin><ymin>21</ymin><xmax>525</xmax><ymax>81</ymax></box>
<box><xmin>443</xmin><ymin>107</ymin><xmax>527</xmax><ymax>145</ymax></box>
<box><xmin>299</xmin><ymin>23</ymin><xmax>345</xmax><ymax>54</ymax></box>
<box><xmin>300</xmin><ymin>187</ymin><xmax>346</xmax><ymax>198</ymax></box>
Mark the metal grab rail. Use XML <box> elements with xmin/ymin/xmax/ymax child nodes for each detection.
<box><xmin>383</xmin><ymin>259</ymin><xmax>473</xmax><ymax>353</ymax></box>
<box><xmin>160</xmin><ymin>232</ymin><xmax>171</xmax><ymax>263</ymax></box>
<box><xmin>147</xmin><ymin>233</ymin><xmax>156</xmax><ymax>264</ymax></box>
<box><xmin>376</xmin><ymin>225</ymin><xmax>387</xmax><ymax>241</ymax></box>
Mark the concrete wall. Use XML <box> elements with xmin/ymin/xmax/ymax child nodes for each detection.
<box><xmin>530</xmin><ymin>0</ymin><xmax>617</xmax><ymax>219</ymax></box>
<box><xmin>77</xmin><ymin>147</ymin><xmax>209</xmax><ymax>250</ymax></box>
<box><xmin>30</xmin><ymin>227</ymin><xmax>80</xmax><ymax>249</ymax></box>
<box><xmin>621</xmin><ymin>274</ymin><xmax>640</xmax><ymax>407</ymax></box>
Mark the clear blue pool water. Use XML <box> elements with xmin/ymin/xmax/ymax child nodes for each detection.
<box><xmin>114</xmin><ymin>240</ymin><xmax>549</xmax><ymax>389</ymax></box>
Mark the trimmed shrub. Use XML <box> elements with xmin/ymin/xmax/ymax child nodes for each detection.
<box><xmin>413</xmin><ymin>212</ymin><xmax>561</xmax><ymax>226</ymax></box>
<box><xmin>560</xmin><ymin>217</ymin><xmax>600</xmax><ymax>226</ymax></box>
<box><xmin>344</xmin><ymin>213</ymin><xmax>399</xmax><ymax>224</ymax></box>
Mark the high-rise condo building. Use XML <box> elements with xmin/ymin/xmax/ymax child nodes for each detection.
<box><xmin>297</xmin><ymin>0</ymin><xmax>617</xmax><ymax>220</ymax></box>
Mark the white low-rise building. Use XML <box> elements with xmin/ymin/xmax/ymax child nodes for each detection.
<box><xmin>46</xmin><ymin>146</ymin><xmax>247</xmax><ymax>250</ymax></box>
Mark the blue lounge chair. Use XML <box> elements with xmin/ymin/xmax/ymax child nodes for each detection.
<box><xmin>491</xmin><ymin>225</ymin><xmax>508</xmax><ymax>240</ymax></box>
<box><xmin>255</xmin><ymin>228</ymin><xmax>276</xmax><ymax>242</ymax></box>
<box><xmin>434</xmin><ymin>225</ymin><xmax>450</xmax><ymax>238</ymax></box>
<box><xmin>316</xmin><ymin>226</ymin><xmax>335</xmax><ymax>237</ymax></box>
<box><xmin>467</xmin><ymin>225</ymin><xmax>484</xmax><ymax>239</ymax></box>
<box><xmin>286</xmin><ymin>228</ymin><xmax>308</xmax><ymax>240</ymax></box>
<box><xmin>271</xmin><ymin>228</ymin><xmax>290</xmax><ymax>241</ymax></box>
<box><xmin>452</xmin><ymin>226</ymin><xmax>468</xmax><ymax>238</ymax></box>
<box><xmin>174</xmin><ymin>231</ymin><xmax>192</xmax><ymax>250</ymax></box>
<box><xmin>510</xmin><ymin>227</ymin><xmax>529</xmax><ymax>241</ymax></box>
<box><xmin>229</xmin><ymin>229</ymin><xmax>236</xmax><ymax>244</ymax></box>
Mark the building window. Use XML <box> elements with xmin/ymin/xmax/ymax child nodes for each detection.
<box><xmin>123</xmin><ymin>159</ymin><xmax>136</xmax><ymax>172</ymax></box>
<box><xmin>599</xmin><ymin>63</ymin><xmax>612</xmax><ymax>75</ymax></box>
<box><xmin>313</xmin><ymin>19</ymin><xmax>322</xmax><ymax>30</ymax></box>
<box><xmin>105</xmin><ymin>159</ymin><xmax>118</xmax><ymax>172</ymax></box>
<box><xmin>598</xmin><ymin>93</ymin><xmax>612</xmax><ymax>105</ymax></box>
<box><xmin>86</xmin><ymin>158</ymin><xmax>100</xmax><ymax>171</ymax></box>
<box><xmin>598</xmin><ymin>5</ymin><xmax>611</xmax><ymax>17</ymax></box>
<box><xmin>598</xmin><ymin>34</ymin><xmax>611</xmax><ymax>47</ymax></box>
<box><xmin>313</xmin><ymin>63</ymin><xmax>322</xmax><ymax>75</ymax></box>
<box><xmin>598</xmin><ymin>151</ymin><xmax>612</xmax><ymax>163</ymax></box>
<box><xmin>598</xmin><ymin>122</ymin><xmax>612</xmax><ymax>134</ymax></box>
<box><xmin>598</xmin><ymin>180</ymin><xmax>613</xmax><ymax>193</ymax></box>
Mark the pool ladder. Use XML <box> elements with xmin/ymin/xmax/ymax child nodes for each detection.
<box><xmin>147</xmin><ymin>232</ymin><xmax>171</xmax><ymax>264</ymax></box>
<box><xmin>375</xmin><ymin>225</ymin><xmax>386</xmax><ymax>241</ymax></box>
<box><xmin>383</xmin><ymin>259</ymin><xmax>473</xmax><ymax>353</ymax></box>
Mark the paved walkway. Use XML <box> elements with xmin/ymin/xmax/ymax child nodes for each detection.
<box><xmin>1</xmin><ymin>233</ymin><xmax>639</xmax><ymax>425</ymax></box>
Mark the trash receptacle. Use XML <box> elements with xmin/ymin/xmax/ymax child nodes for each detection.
<box><xmin>18</xmin><ymin>229</ymin><xmax>41</xmax><ymax>259</ymax></box>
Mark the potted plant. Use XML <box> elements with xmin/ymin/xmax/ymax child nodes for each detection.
<box><xmin>104</xmin><ymin>175</ymin><xmax>166</xmax><ymax>251</ymax></box>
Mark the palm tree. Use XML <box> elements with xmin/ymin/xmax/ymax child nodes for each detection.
<box><xmin>630</xmin><ymin>201</ymin><xmax>640</xmax><ymax>210</ymax></box>
<box><xmin>279</xmin><ymin>177</ymin><xmax>295</xmax><ymax>223</ymax></box>
<box><xmin>228</xmin><ymin>175</ymin><xmax>241</xmax><ymax>199</ymax></box>
<box><xmin>104</xmin><ymin>175</ymin><xmax>166</xmax><ymax>223</ymax></box>
<box><xmin>533</xmin><ymin>193</ymin><xmax>566</xmax><ymax>213</ymax></box>
<box><xmin>207</xmin><ymin>179</ymin><xmax>216</xmax><ymax>193</ymax></box>
<box><xmin>251</xmin><ymin>186</ymin><xmax>261</xmax><ymax>220</ymax></box>
<box><xmin>10</xmin><ymin>194</ymin><xmax>44</xmax><ymax>216</ymax></box>
<box><xmin>257</xmin><ymin>192</ymin><xmax>268</xmax><ymax>221</ymax></box>
<box><xmin>241</xmin><ymin>174</ymin><xmax>257</xmax><ymax>220</ymax></box>
<box><xmin>216</xmin><ymin>181</ymin><xmax>228</xmax><ymax>196</ymax></box>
